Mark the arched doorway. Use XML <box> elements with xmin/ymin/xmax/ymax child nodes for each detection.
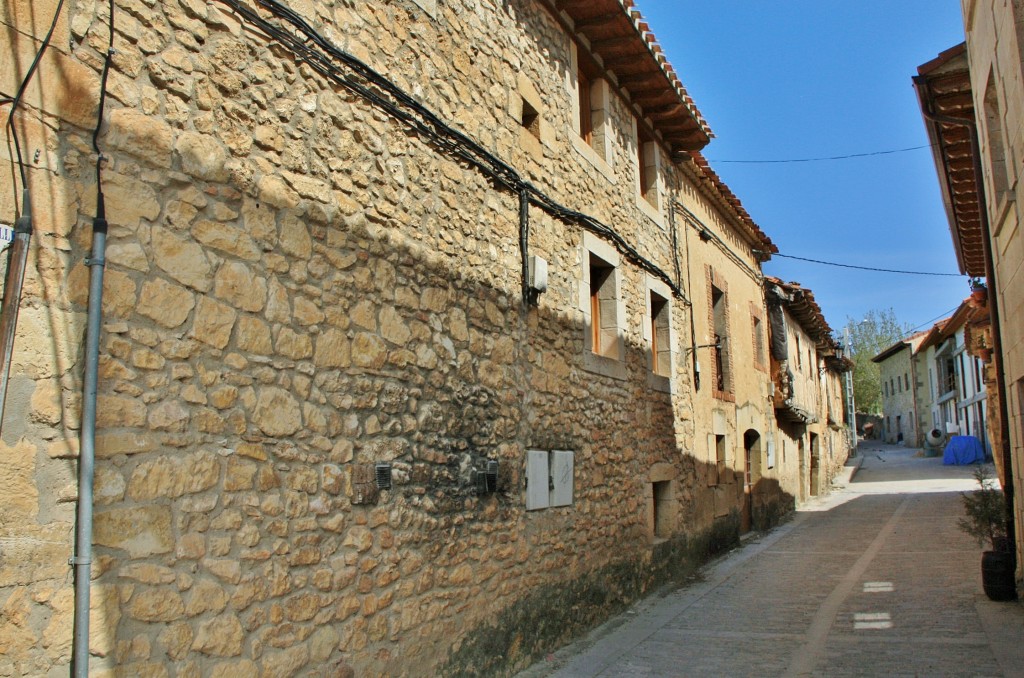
<box><xmin>742</xmin><ymin>429</ymin><xmax>761</xmax><ymax>533</ymax></box>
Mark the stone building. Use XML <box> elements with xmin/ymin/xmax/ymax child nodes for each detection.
<box><xmin>915</xmin><ymin>0</ymin><xmax>1024</xmax><ymax>588</ymax></box>
<box><xmin>672</xmin><ymin>155</ymin><xmax>780</xmax><ymax>535</ymax></box>
<box><xmin>872</xmin><ymin>333</ymin><xmax>926</xmax><ymax>446</ymax></box>
<box><xmin>913</xmin><ymin>303</ymin><xmax>990</xmax><ymax>454</ymax></box>
<box><xmin>0</xmin><ymin>0</ymin><xmax>850</xmax><ymax>675</ymax></box>
<box><xmin>765</xmin><ymin>278</ymin><xmax>852</xmax><ymax>506</ymax></box>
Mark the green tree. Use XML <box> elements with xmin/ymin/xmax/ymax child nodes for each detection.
<box><xmin>843</xmin><ymin>309</ymin><xmax>911</xmax><ymax>416</ymax></box>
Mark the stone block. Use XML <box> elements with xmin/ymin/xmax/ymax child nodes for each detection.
<box><xmin>106</xmin><ymin>108</ymin><xmax>174</xmax><ymax>168</ymax></box>
<box><xmin>93</xmin><ymin>505</ymin><xmax>173</xmax><ymax>558</ymax></box>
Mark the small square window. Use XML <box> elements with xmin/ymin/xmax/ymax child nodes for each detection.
<box><xmin>521</xmin><ymin>98</ymin><xmax>540</xmax><ymax>140</ymax></box>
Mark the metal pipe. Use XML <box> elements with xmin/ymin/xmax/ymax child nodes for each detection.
<box><xmin>72</xmin><ymin>205</ymin><xmax>107</xmax><ymax>678</ymax></box>
<box><xmin>921</xmin><ymin>108</ymin><xmax>1016</xmax><ymax>570</ymax></box>
<box><xmin>0</xmin><ymin>190</ymin><xmax>33</xmax><ymax>437</ymax></box>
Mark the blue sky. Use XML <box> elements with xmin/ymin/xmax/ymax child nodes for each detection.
<box><xmin>639</xmin><ymin>1</ymin><xmax>969</xmax><ymax>335</ymax></box>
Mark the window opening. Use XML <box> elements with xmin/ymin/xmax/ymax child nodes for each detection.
<box><xmin>650</xmin><ymin>290</ymin><xmax>670</xmax><ymax>377</ymax></box>
<box><xmin>637</xmin><ymin>124</ymin><xmax>657</xmax><ymax>207</ymax></box>
<box><xmin>652</xmin><ymin>480</ymin><xmax>672</xmax><ymax>539</ymax></box>
<box><xmin>752</xmin><ymin>313</ymin><xmax>765</xmax><ymax>368</ymax></box>
<box><xmin>711</xmin><ymin>285</ymin><xmax>730</xmax><ymax>392</ymax></box>
<box><xmin>577</xmin><ymin>66</ymin><xmax>593</xmax><ymax>144</ymax></box>
<box><xmin>521</xmin><ymin>98</ymin><xmax>540</xmax><ymax>140</ymax></box>
<box><xmin>590</xmin><ymin>255</ymin><xmax>614</xmax><ymax>357</ymax></box>
<box><xmin>983</xmin><ymin>72</ymin><xmax>1010</xmax><ymax>199</ymax></box>
<box><xmin>715</xmin><ymin>434</ymin><xmax>726</xmax><ymax>484</ymax></box>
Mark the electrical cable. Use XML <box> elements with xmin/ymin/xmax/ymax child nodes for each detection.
<box><xmin>92</xmin><ymin>0</ymin><xmax>115</xmax><ymax>222</ymax></box>
<box><xmin>902</xmin><ymin>306</ymin><xmax>960</xmax><ymax>337</ymax></box>
<box><xmin>5</xmin><ymin>0</ymin><xmax>66</xmax><ymax>200</ymax></box>
<box><xmin>762</xmin><ymin>251</ymin><xmax>963</xmax><ymax>277</ymax></box>
<box><xmin>214</xmin><ymin>0</ymin><xmax>683</xmax><ymax>297</ymax></box>
<box><xmin>709</xmin><ymin>143</ymin><xmax>935</xmax><ymax>164</ymax></box>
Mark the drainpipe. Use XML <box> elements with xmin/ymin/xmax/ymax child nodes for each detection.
<box><xmin>0</xmin><ymin>190</ymin><xmax>32</xmax><ymax>437</ymax></box>
<box><xmin>921</xmin><ymin>108</ymin><xmax>1016</xmax><ymax>571</ymax></box>
<box><xmin>72</xmin><ymin>199</ymin><xmax>107</xmax><ymax>678</ymax></box>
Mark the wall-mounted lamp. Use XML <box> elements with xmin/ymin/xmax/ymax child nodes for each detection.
<box><xmin>698</xmin><ymin>228</ymin><xmax>713</xmax><ymax>242</ymax></box>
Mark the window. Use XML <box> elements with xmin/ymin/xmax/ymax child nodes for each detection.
<box><xmin>521</xmin><ymin>98</ymin><xmax>540</xmax><ymax>140</ymax></box>
<box><xmin>795</xmin><ymin>334</ymin><xmax>802</xmax><ymax>370</ymax></box>
<box><xmin>905</xmin><ymin>373</ymin><xmax>910</xmax><ymax>391</ymax></box>
<box><xmin>750</xmin><ymin>304</ymin><xmax>766</xmax><ymax>371</ymax></box>
<box><xmin>983</xmin><ymin>71</ymin><xmax>1010</xmax><ymax>204</ymax></box>
<box><xmin>577</xmin><ymin>65</ymin><xmax>593</xmax><ymax>145</ymax></box>
<box><xmin>884</xmin><ymin>382</ymin><xmax>889</xmax><ymax>398</ymax></box>
<box><xmin>517</xmin><ymin>73</ymin><xmax>548</xmax><ymax>160</ymax></box>
<box><xmin>568</xmin><ymin>43</ymin><xmax>612</xmax><ymax>169</ymax></box>
<box><xmin>582</xmin><ymin>233</ymin><xmax>624</xmax><ymax>376</ymax></box>
<box><xmin>648</xmin><ymin>287</ymin><xmax>671</xmax><ymax>378</ymax></box>
<box><xmin>590</xmin><ymin>256</ymin><xmax>615</xmax><ymax>356</ymax></box>
<box><xmin>942</xmin><ymin>357</ymin><xmax>956</xmax><ymax>394</ymax></box>
<box><xmin>652</xmin><ymin>480</ymin><xmax>672</xmax><ymax>539</ymax></box>
<box><xmin>708</xmin><ymin>268</ymin><xmax>731</xmax><ymax>398</ymax></box>
<box><xmin>636</xmin><ymin>124</ymin><xmax>658</xmax><ymax>209</ymax></box>
<box><xmin>709</xmin><ymin>434</ymin><xmax>726</xmax><ymax>485</ymax></box>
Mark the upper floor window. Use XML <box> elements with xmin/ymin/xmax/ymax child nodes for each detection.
<box><xmin>983</xmin><ymin>71</ymin><xmax>1010</xmax><ymax>205</ymax></box>
<box><xmin>581</xmin><ymin>232</ymin><xmax>624</xmax><ymax>377</ymax></box>
<box><xmin>569</xmin><ymin>43</ymin><xmax>612</xmax><ymax>170</ymax></box>
<box><xmin>645</xmin><ymin>275</ymin><xmax>675</xmax><ymax>390</ymax></box>
<box><xmin>577</xmin><ymin>65</ymin><xmax>593</xmax><ymax>144</ymax></box>
<box><xmin>707</xmin><ymin>267</ymin><xmax>732</xmax><ymax>398</ymax></box>
<box><xmin>650</xmin><ymin>290</ymin><xmax>670</xmax><ymax>377</ymax></box>
<box><xmin>750</xmin><ymin>303</ymin><xmax>766</xmax><ymax>371</ymax></box>
<box><xmin>636</xmin><ymin>124</ymin><xmax>658</xmax><ymax>208</ymax></box>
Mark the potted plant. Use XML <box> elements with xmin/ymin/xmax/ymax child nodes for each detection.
<box><xmin>975</xmin><ymin>334</ymin><xmax>993</xmax><ymax>363</ymax></box>
<box><xmin>957</xmin><ymin>465</ymin><xmax>1017</xmax><ymax>600</ymax></box>
<box><xmin>969</xmin><ymin>277</ymin><xmax>988</xmax><ymax>306</ymax></box>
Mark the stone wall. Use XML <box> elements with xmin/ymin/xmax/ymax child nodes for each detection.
<box><xmin>962</xmin><ymin>0</ymin><xmax>1024</xmax><ymax>586</ymax></box>
<box><xmin>0</xmin><ymin>0</ymin><xmax>755</xmax><ymax>675</ymax></box>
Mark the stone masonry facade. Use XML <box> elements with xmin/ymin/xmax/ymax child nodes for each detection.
<box><xmin>0</xmin><ymin>1</ymin><xmax>851</xmax><ymax>675</ymax></box>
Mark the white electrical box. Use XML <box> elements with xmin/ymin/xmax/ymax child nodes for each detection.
<box><xmin>528</xmin><ymin>254</ymin><xmax>548</xmax><ymax>293</ymax></box>
<box><xmin>525</xmin><ymin>449</ymin><xmax>574</xmax><ymax>510</ymax></box>
<box><xmin>550</xmin><ymin>450</ymin><xmax>574</xmax><ymax>507</ymax></box>
<box><xmin>526</xmin><ymin>449</ymin><xmax>549</xmax><ymax>510</ymax></box>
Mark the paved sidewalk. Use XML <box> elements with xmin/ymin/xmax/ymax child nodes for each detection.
<box><xmin>518</xmin><ymin>443</ymin><xmax>1024</xmax><ymax>677</ymax></box>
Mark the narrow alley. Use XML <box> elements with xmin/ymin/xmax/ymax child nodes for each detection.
<box><xmin>520</xmin><ymin>443</ymin><xmax>1024</xmax><ymax>677</ymax></box>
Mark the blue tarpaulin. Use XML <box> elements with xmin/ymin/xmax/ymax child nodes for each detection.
<box><xmin>943</xmin><ymin>435</ymin><xmax>986</xmax><ymax>465</ymax></box>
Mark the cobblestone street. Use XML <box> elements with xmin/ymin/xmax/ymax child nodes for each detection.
<box><xmin>519</xmin><ymin>444</ymin><xmax>1024</xmax><ymax>677</ymax></box>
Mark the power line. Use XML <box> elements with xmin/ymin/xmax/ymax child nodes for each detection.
<box><xmin>903</xmin><ymin>306</ymin><xmax>960</xmax><ymax>337</ymax></box>
<box><xmin>760</xmin><ymin>251</ymin><xmax>963</xmax><ymax>277</ymax></box>
<box><xmin>709</xmin><ymin>144</ymin><xmax>934</xmax><ymax>164</ymax></box>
